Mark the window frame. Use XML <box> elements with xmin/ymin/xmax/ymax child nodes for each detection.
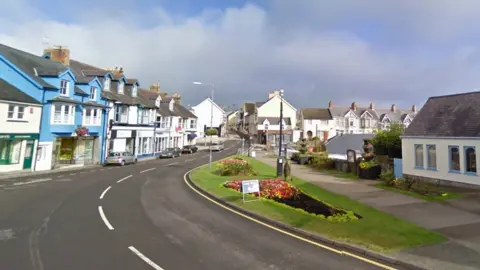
<box><xmin>118</xmin><ymin>82</ymin><xmax>124</xmax><ymax>94</ymax></box>
<box><xmin>51</xmin><ymin>103</ymin><xmax>75</xmax><ymax>125</ymax></box>
<box><xmin>132</xmin><ymin>85</ymin><xmax>138</xmax><ymax>97</ymax></box>
<box><xmin>7</xmin><ymin>104</ymin><xmax>26</xmax><ymax>120</ymax></box>
<box><xmin>464</xmin><ymin>146</ymin><xmax>477</xmax><ymax>175</ymax></box>
<box><xmin>448</xmin><ymin>145</ymin><xmax>461</xmax><ymax>173</ymax></box>
<box><xmin>83</xmin><ymin>107</ymin><xmax>101</xmax><ymax>126</ymax></box>
<box><xmin>104</xmin><ymin>78</ymin><xmax>111</xmax><ymax>91</ymax></box>
<box><xmin>60</xmin><ymin>80</ymin><xmax>69</xmax><ymax>96</ymax></box>
<box><xmin>90</xmin><ymin>86</ymin><xmax>97</xmax><ymax>100</ymax></box>
<box><xmin>414</xmin><ymin>144</ymin><xmax>424</xmax><ymax>169</ymax></box>
<box><xmin>426</xmin><ymin>144</ymin><xmax>437</xmax><ymax>171</ymax></box>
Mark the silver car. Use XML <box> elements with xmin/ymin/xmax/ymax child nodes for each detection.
<box><xmin>105</xmin><ymin>151</ymin><xmax>137</xmax><ymax>166</ymax></box>
<box><xmin>211</xmin><ymin>142</ymin><xmax>224</xmax><ymax>151</ymax></box>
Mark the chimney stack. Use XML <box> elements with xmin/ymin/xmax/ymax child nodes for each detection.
<box><xmin>108</xmin><ymin>66</ymin><xmax>124</xmax><ymax>77</ymax></box>
<box><xmin>391</xmin><ymin>104</ymin><xmax>396</xmax><ymax>112</ymax></box>
<box><xmin>328</xmin><ymin>101</ymin><xmax>333</xmax><ymax>108</ymax></box>
<box><xmin>172</xmin><ymin>92</ymin><xmax>181</xmax><ymax>105</ymax></box>
<box><xmin>43</xmin><ymin>45</ymin><xmax>70</xmax><ymax>66</ymax></box>
<box><xmin>369</xmin><ymin>102</ymin><xmax>374</xmax><ymax>110</ymax></box>
<box><xmin>351</xmin><ymin>102</ymin><xmax>356</xmax><ymax>111</ymax></box>
<box><xmin>412</xmin><ymin>105</ymin><xmax>416</xmax><ymax>112</ymax></box>
<box><xmin>150</xmin><ymin>83</ymin><xmax>161</xmax><ymax>93</ymax></box>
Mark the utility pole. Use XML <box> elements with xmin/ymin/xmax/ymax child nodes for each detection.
<box><xmin>276</xmin><ymin>90</ymin><xmax>284</xmax><ymax>177</ymax></box>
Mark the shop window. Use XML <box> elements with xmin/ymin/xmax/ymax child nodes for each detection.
<box><xmin>465</xmin><ymin>146</ymin><xmax>477</xmax><ymax>174</ymax></box>
<box><xmin>414</xmin><ymin>144</ymin><xmax>424</xmax><ymax>168</ymax></box>
<box><xmin>0</xmin><ymin>140</ymin><xmax>22</xmax><ymax>164</ymax></box>
<box><xmin>449</xmin><ymin>146</ymin><xmax>460</xmax><ymax>172</ymax></box>
<box><xmin>0</xmin><ymin>141</ymin><xmax>9</xmax><ymax>164</ymax></box>
<box><xmin>7</xmin><ymin>105</ymin><xmax>26</xmax><ymax>120</ymax></box>
<box><xmin>52</xmin><ymin>104</ymin><xmax>74</xmax><ymax>125</ymax></box>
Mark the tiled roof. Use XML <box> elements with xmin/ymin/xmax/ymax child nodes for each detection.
<box><xmin>258</xmin><ymin>117</ymin><xmax>292</xmax><ymax>125</ymax></box>
<box><xmin>126</xmin><ymin>78</ymin><xmax>139</xmax><ymax>85</ymax></box>
<box><xmin>48</xmin><ymin>96</ymin><xmax>82</xmax><ymax>104</ymax></box>
<box><xmin>404</xmin><ymin>91</ymin><xmax>480</xmax><ymax>137</ymax></box>
<box><xmin>301</xmin><ymin>108</ymin><xmax>332</xmax><ymax>120</ymax></box>
<box><xmin>83</xmin><ymin>100</ymin><xmax>107</xmax><ymax>108</ymax></box>
<box><xmin>329</xmin><ymin>105</ymin><xmax>416</xmax><ymax>124</ymax></box>
<box><xmin>173</xmin><ymin>104</ymin><xmax>197</xmax><ymax>118</ymax></box>
<box><xmin>0</xmin><ymin>43</ymin><xmax>63</xmax><ymax>89</ymax></box>
<box><xmin>0</xmin><ymin>78</ymin><xmax>40</xmax><ymax>104</ymax></box>
<box><xmin>74</xmin><ymin>86</ymin><xmax>88</xmax><ymax>96</ymax></box>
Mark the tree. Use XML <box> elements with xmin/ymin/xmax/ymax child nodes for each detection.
<box><xmin>372</xmin><ymin>123</ymin><xmax>404</xmax><ymax>158</ymax></box>
<box><xmin>205</xmin><ymin>128</ymin><xmax>218</xmax><ymax>136</ymax></box>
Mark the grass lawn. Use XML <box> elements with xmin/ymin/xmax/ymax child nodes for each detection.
<box><xmin>190</xmin><ymin>155</ymin><xmax>446</xmax><ymax>253</ymax></box>
<box><xmin>318</xmin><ymin>169</ymin><xmax>358</xmax><ymax>180</ymax></box>
<box><xmin>375</xmin><ymin>183</ymin><xmax>462</xmax><ymax>201</ymax></box>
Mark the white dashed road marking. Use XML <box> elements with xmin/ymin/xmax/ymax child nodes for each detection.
<box><xmin>12</xmin><ymin>178</ymin><xmax>52</xmax><ymax>186</ymax></box>
<box><xmin>140</xmin><ymin>168</ymin><xmax>156</xmax><ymax>174</ymax></box>
<box><xmin>166</xmin><ymin>162</ymin><xmax>178</xmax><ymax>166</ymax></box>
<box><xmin>128</xmin><ymin>246</ymin><xmax>164</xmax><ymax>270</ymax></box>
<box><xmin>117</xmin><ymin>175</ymin><xmax>132</xmax><ymax>183</ymax></box>
<box><xmin>99</xmin><ymin>186</ymin><xmax>111</xmax><ymax>200</ymax></box>
<box><xmin>98</xmin><ymin>206</ymin><xmax>114</xmax><ymax>230</ymax></box>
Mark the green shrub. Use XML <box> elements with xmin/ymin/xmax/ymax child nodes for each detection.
<box><xmin>380</xmin><ymin>169</ymin><xmax>395</xmax><ymax>186</ymax></box>
<box><xmin>311</xmin><ymin>154</ymin><xmax>335</xmax><ymax>170</ymax></box>
<box><xmin>215</xmin><ymin>158</ymin><xmax>257</xmax><ymax>176</ymax></box>
<box><xmin>206</xmin><ymin>128</ymin><xmax>218</xmax><ymax>136</ymax></box>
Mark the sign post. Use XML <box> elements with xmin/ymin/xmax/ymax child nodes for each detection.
<box><xmin>241</xmin><ymin>179</ymin><xmax>261</xmax><ymax>203</ymax></box>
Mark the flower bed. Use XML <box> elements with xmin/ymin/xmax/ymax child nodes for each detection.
<box><xmin>215</xmin><ymin>157</ymin><xmax>256</xmax><ymax>176</ymax></box>
<box><xmin>223</xmin><ymin>179</ymin><xmax>360</xmax><ymax>221</ymax></box>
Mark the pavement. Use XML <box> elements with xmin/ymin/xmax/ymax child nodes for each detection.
<box><xmin>0</xmin><ymin>139</ymin><xmax>385</xmax><ymax>270</ymax></box>
<box><xmin>255</xmin><ymin>153</ymin><xmax>480</xmax><ymax>270</ymax></box>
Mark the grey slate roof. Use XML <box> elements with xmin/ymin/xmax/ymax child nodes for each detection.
<box><xmin>329</xmin><ymin>105</ymin><xmax>416</xmax><ymax>124</ymax></box>
<box><xmin>301</xmin><ymin>108</ymin><xmax>332</xmax><ymax>120</ymax></box>
<box><xmin>0</xmin><ymin>43</ymin><xmax>64</xmax><ymax>89</ymax></box>
<box><xmin>0</xmin><ymin>78</ymin><xmax>40</xmax><ymax>104</ymax></box>
<box><xmin>258</xmin><ymin>117</ymin><xmax>292</xmax><ymax>125</ymax></box>
<box><xmin>404</xmin><ymin>91</ymin><xmax>480</xmax><ymax>137</ymax></box>
<box><xmin>325</xmin><ymin>134</ymin><xmax>374</xmax><ymax>155</ymax></box>
<box><xmin>83</xmin><ymin>100</ymin><xmax>107</xmax><ymax>108</ymax></box>
<box><xmin>174</xmin><ymin>104</ymin><xmax>197</xmax><ymax>118</ymax></box>
<box><xmin>48</xmin><ymin>96</ymin><xmax>82</xmax><ymax>104</ymax></box>
<box><xmin>74</xmin><ymin>86</ymin><xmax>88</xmax><ymax>96</ymax></box>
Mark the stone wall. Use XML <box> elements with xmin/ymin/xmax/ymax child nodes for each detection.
<box><xmin>404</xmin><ymin>173</ymin><xmax>480</xmax><ymax>190</ymax></box>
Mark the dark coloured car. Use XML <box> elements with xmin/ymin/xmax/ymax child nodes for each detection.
<box><xmin>159</xmin><ymin>147</ymin><xmax>182</xmax><ymax>158</ymax></box>
<box><xmin>182</xmin><ymin>145</ymin><xmax>198</xmax><ymax>154</ymax></box>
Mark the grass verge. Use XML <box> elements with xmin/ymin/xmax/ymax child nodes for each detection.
<box><xmin>189</xmin><ymin>155</ymin><xmax>446</xmax><ymax>253</ymax></box>
<box><xmin>374</xmin><ymin>183</ymin><xmax>462</xmax><ymax>201</ymax></box>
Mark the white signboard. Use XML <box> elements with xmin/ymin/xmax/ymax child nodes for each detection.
<box><xmin>116</xmin><ymin>130</ymin><xmax>132</xmax><ymax>138</ymax></box>
<box><xmin>242</xmin><ymin>179</ymin><xmax>260</xmax><ymax>203</ymax></box>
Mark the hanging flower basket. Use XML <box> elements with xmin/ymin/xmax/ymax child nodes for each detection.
<box><xmin>75</xmin><ymin>126</ymin><xmax>89</xmax><ymax>136</ymax></box>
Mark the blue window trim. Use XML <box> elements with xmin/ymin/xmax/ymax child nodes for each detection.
<box><xmin>414</xmin><ymin>144</ymin><xmax>424</xmax><ymax>170</ymax></box>
<box><xmin>426</xmin><ymin>144</ymin><xmax>437</xmax><ymax>171</ymax></box>
<box><xmin>448</xmin><ymin>145</ymin><xmax>461</xmax><ymax>174</ymax></box>
<box><xmin>464</xmin><ymin>146</ymin><xmax>477</xmax><ymax>176</ymax></box>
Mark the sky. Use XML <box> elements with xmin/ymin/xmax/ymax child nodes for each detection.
<box><xmin>2</xmin><ymin>0</ymin><xmax>480</xmax><ymax>110</ymax></box>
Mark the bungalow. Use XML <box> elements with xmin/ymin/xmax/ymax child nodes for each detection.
<box><xmin>401</xmin><ymin>91</ymin><xmax>480</xmax><ymax>187</ymax></box>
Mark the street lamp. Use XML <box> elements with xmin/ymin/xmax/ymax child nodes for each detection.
<box><xmin>277</xmin><ymin>89</ymin><xmax>285</xmax><ymax>177</ymax></box>
<box><xmin>193</xmin><ymin>81</ymin><xmax>215</xmax><ymax>168</ymax></box>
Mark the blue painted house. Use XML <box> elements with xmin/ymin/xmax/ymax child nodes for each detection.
<box><xmin>0</xmin><ymin>44</ymin><xmax>109</xmax><ymax>171</ymax></box>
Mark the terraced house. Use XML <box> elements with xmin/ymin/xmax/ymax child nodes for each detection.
<box><xmin>0</xmin><ymin>44</ymin><xmax>108</xmax><ymax>171</ymax></box>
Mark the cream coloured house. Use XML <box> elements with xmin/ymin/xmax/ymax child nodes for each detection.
<box><xmin>0</xmin><ymin>79</ymin><xmax>42</xmax><ymax>172</ymax></box>
<box><xmin>402</xmin><ymin>91</ymin><xmax>480</xmax><ymax>187</ymax></box>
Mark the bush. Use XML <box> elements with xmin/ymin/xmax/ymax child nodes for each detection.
<box><xmin>206</xmin><ymin>128</ymin><xmax>218</xmax><ymax>136</ymax></box>
<box><xmin>380</xmin><ymin>169</ymin><xmax>395</xmax><ymax>186</ymax></box>
<box><xmin>215</xmin><ymin>158</ymin><xmax>256</xmax><ymax>176</ymax></box>
<box><xmin>372</xmin><ymin>123</ymin><xmax>404</xmax><ymax>158</ymax></box>
<box><xmin>311</xmin><ymin>154</ymin><xmax>335</xmax><ymax>170</ymax></box>
<box><xmin>359</xmin><ymin>160</ymin><xmax>378</xmax><ymax>170</ymax></box>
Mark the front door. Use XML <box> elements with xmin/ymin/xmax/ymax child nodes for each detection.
<box><xmin>23</xmin><ymin>141</ymin><xmax>34</xmax><ymax>169</ymax></box>
<box><xmin>75</xmin><ymin>139</ymin><xmax>86</xmax><ymax>165</ymax></box>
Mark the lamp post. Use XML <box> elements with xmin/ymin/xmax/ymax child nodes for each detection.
<box><xmin>276</xmin><ymin>89</ymin><xmax>284</xmax><ymax>177</ymax></box>
<box><xmin>193</xmin><ymin>81</ymin><xmax>214</xmax><ymax>168</ymax></box>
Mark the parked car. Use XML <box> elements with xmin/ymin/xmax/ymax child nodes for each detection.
<box><xmin>159</xmin><ymin>147</ymin><xmax>182</xmax><ymax>158</ymax></box>
<box><xmin>182</xmin><ymin>145</ymin><xmax>198</xmax><ymax>154</ymax></box>
<box><xmin>211</xmin><ymin>142</ymin><xmax>225</xmax><ymax>151</ymax></box>
<box><xmin>105</xmin><ymin>151</ymin><xmax>137</xmax><ymax>166</ymax></box>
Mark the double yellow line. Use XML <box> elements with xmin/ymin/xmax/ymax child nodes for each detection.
<box><xmin>183</xmin><ymin>169</ymin><xmax>398</xmax><ymax>270</ymax></box>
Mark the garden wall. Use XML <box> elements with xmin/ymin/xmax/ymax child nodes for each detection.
<box><xmin>404</xmin><ymin>174</ymin><xmax>480</xmax><ymax>190</ymax></box>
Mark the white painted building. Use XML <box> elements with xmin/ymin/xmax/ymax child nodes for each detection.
<box><xmin>402</xmin><ymin>91</ymin><xmax>480</xmax><ymax>187</ymax></box>
<box><xmin>191</xmin><ymin>98</ymin><xmax>225</xmax><ymax>138</ymax></box>
<box><xmin>300</xmin><ymin>108</ymin><xmax>334</xmax><ymax>142</ymax></box>
<box><xmin>0</xmin><ymin>80</ymin><xmax>42</xmax><ymax>172</ymax></box>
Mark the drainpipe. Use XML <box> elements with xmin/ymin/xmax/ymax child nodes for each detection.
<box><xmin>101</xmin><ymin>100</ymin><xmax>109</xmax><ymax>164</ymax></box>
<box><xmin>33</xmin><ymin>88</ymin><xmax>47</xmax><ymax>172</ymax></box>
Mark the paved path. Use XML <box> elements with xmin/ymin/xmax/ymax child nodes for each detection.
<box><xmin>0</xmin><ymin>141</ymin><xmax>384</xmax><ymax>270</ymax></box>
<box><xmin>256</xmin><ymin>154</ymin><xmax>480</xmax><ymax>270</ymax></box>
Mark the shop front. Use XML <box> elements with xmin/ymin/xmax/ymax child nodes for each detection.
<box><xmin>136</xmin><ymin>130</ymin><xmax>154</xmax><ymax>158</ymax></box>
<box><xmin>0</xmin><ymin>133</ymin><xmax>38</xmax><ymax>172</ymax></box>
<box><xmin>53</xmin><ymin>136</ymin><xmax>100</xmax><ymax>166</ymax></box>
<box><xmin>109</xmin><ymin>129</ymin><xmax>136</xmax><ymax>154</ymax></box>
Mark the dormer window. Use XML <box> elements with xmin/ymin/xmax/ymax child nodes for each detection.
<box><xmin>155</xmin><ymin>98</ymin><xmax>160</xmax><ymax>107</ymax></box>
<box><xmin>104</xmin><ymin>78</ymin><xmax>111</xmax><ymax>91</ymax></box>
<box><xmin>118</xmin><ymin>82</ymin><xmax>124</xmax><ymax>94</ymax></box>
<box><xmin>169</xmin><ymin>100</ymin><xmax>173</xmax><ymax>111</ymax></box>
<box><xmin>132</xmin><ymin>85</ymin><xmax>138</xmax><ymax>97</ymax></box>
<box><xmin>60</xmin><ymin>80</ymin><xmax>69</xmax><ymax>96</ymax></box>
<box><xmin>90</xmin><ymin>86</ymin><xmax>97</xmax><ymax>100</ymax></box>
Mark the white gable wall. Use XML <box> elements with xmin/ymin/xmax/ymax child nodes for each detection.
<box><xmin>257</xmin><ymin>95</ymin><xmax>297</xmax><ymax>129</ymax></box>
<box><xmin>402</xmin><ymin>137</ymin><xmax>480</xmax><ymax>186</ymax></box>
<box><xmin>192</xmin><ymin>98</ymin><xmax>225</xmax><ymax>137</ymax></box>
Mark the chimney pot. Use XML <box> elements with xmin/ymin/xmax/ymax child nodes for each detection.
<box><xmin>328</xmin><ymin>101</ymin><xmax>333</xmax><ymax>108</ymax></box>
<box><xmin>412</xmin><ymin>105</ymin><xmax>416</xmax><ymax>112</ymax></box>
<box><xmin>391</xmin><ymin>104</ymin><xmax>396</xmax><ymax>112</ymax></box>
<box><xmin>43</xmin><ymin>45</ymin><xmax>70</xmax><ymax>66</ymax></box>
<box><xmin>369</xmin><ymin>102</ymin><xmax>374</xmax><ymax>110</ymax></box>
<box><xmin>351</xmin><ymin>102</ymin><xmax>356</xmax><ymax>111</ymax></box>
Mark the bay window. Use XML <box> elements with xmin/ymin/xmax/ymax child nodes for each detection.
<box><xmin>83</xmin><ymin>108</ymin><xmax>102</xmax><ymax>125</ymax></box>
<box><xmin>51</xmin><ymin>104</ymin><xmax>75</xmax><ymax>124</ymax></box>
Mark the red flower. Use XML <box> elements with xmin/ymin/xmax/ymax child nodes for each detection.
<box><xmin>223</xmin><ymin>178</ymin><xmax>298</xmax><ymax>200</ymax></box>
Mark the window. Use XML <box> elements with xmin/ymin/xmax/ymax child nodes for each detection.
<box><xmin>0</xmin><ymin>140</ymin><xmax>22</xmax><ymax>165</ymax></box>
<box><xmin>320</xmin><ymin>120</ymin><xmax>328</xmax><ymax>125</ymax></box>
<box><xmin>414</xmin><ymin>144</ymin><xmax>424</xmax><ymax>168</ymax></box>
<box><xmin>142</xmin><ymin>110</ymin><xmax>149</xmax><ymax>124</ymax></box>
<box><xmin>190</xmin><ymin>119</ymin><xmax>196</xmax><ymax>129</ymax></box>
<box><xmin>427</xmin><ymin>145</ymin><xmax>437</xmax><ymax>170</ymax></box>
<box><xmin>465</xmin><ymin>146</ymin><xmax>477</xmax><ymax>174</ymax></box>
<box><xmin>60</xmin><ymin>80</ymin><xmax>69</xmax><ymax>96</ymax></box>
<box><xmin>7</xmin><ymin>105</ymin><xmax>26</xmax><ymax>120</ymax></box>
<box><xmin>83</xmin><ymin>108</ymin><xmax>101</xmax><ymax>125</ymax></box>
<box><xmin>137</xmin><ymin>108</ymin><xmax>143</xmax><ymax>124</ymax></box>
<box><xmin>115</xmin><ymin>105</ymin><xmax>128</xmax><ymax>123</ymax></box>
<box><xmin>104</xmin><ymin>78</ymin><xmax>111</xmax><ymax>91</ymax></box>
<box><xmin>51</xmin><ymin>104</ymin><xmax>74</xmax><ymax>124</ymax></box>
<box><xmin>90</xmin><ymin>87</ymin><xmax>97</xmax><ymax>100</ymax></box>
<box><xmin>118</xmin><ymin>82</ymin><xmax>124</xmax><ymax>94</ymax></box>
<box><xmin>132</xmin><ymin>86</ymin><xmax>138</xmax><ymax>97</ymax></box>
<box><xmin>449</xmin><ymin>146</ymin><xmax>460</xmax><ymax>172</ymax></box>
<box><xmin>349</xmin><ymin>118</ymin><xmax>355</xmax><ymax>127</ymax></box>
<box><xmin>155</xmin><ymin>99</ymin><xmax>160</xmax><ymax>107</ymax></box>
